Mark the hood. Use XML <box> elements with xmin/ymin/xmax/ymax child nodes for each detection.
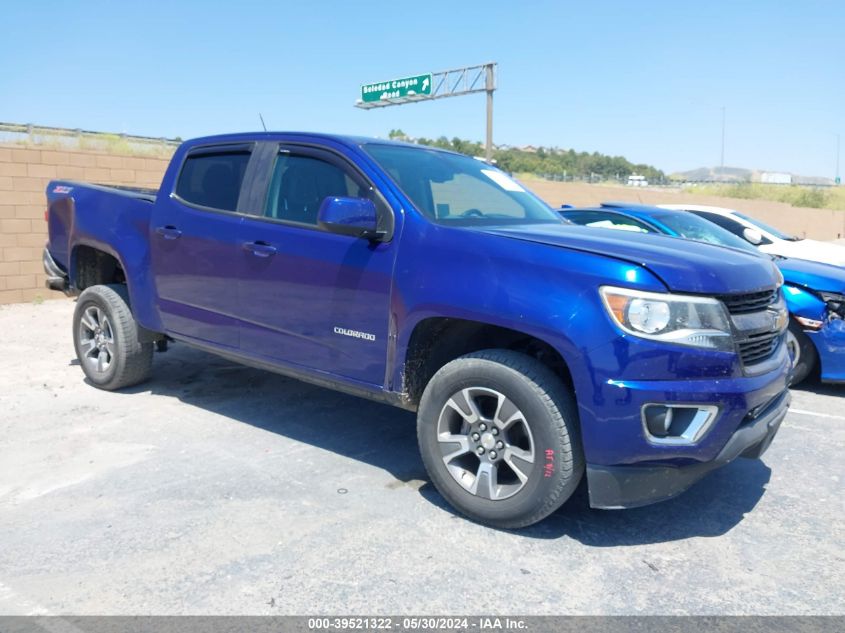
<box><xmin>766</xmin><ymin>239</ymin><xmax>845</xmax><ymax>267</ymax></box>
<box><xmin>778</xmin><ymin>257</ymin><xmax>845</xmax><ymax>294</ymax></box>
<box><xmin>480</xmin><ymin>224</ymin><xmax>779</xmax><ymax>295</ymax></box>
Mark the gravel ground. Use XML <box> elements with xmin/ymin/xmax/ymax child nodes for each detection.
<box><xmin>0</xmin><ymin>299</ymin><xmax>842</xmax><ymax>616</ymax></box>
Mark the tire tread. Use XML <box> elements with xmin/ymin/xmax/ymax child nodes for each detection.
<box><xmin>787</xmin><ymin>321</ymin><xmax>817</xmax><ymax>386</ymax></box>
<box><xmin>419</xmin><ymin>349</ymin><xmax>583</xmax><ymax>529</ymax></box>
<box><xmin>74</xmin><ymin>284</ymin><xmax>153</xmax><ymax>390</ymax></box>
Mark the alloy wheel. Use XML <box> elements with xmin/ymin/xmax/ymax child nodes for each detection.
<box><xmin>78</xmin><ymin>305</ymin><xmax>116</xmax><ymax>374</ymax></box>
<box><xmin>437</xmin><ymin>387</ymin><xmax>536</xmax><ymax>500</ymax></box>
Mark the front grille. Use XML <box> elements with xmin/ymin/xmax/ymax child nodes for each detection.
<box><xmin>718</xmin><ymin>289</ymin><xmax>778</xmax><ymax>314</ymax></box>
<box><xmin>737</xmin><ymin>331</ymin><xmax>781</xmax><ymax>365</ymax></box>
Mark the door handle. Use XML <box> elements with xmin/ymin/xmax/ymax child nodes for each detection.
<box><xmin>155</xmin><ymin>225</ymin><xmax>182</xmax><ymax>240</ymax></box>
<box><xmin>243</xmin><ymin>241</ymin><xmax>277</xmax><ymax>257</ymax></box>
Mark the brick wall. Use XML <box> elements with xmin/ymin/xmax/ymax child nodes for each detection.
<box><xmin>0</xmin><ymin>144</ymin><xmax>173</xmax><ymax>304</ymax></box>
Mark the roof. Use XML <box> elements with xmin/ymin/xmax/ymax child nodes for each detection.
<box><xmin>560</xmin><ymin>204</ymin><xmax>722</xmax><ymax>232</ymax></box>
<box><xmin>179</xmin><ymin>131</ymin><xmax>458</xmax><ymax>153</ymax></box>
<box><xmin>600</xmin><ymin>202</ymin><xmax>672</xmax><ymax>214</ymax></box>
<box><xmin>561</xmin><ymin>202</ymin><xmax>682</xmax><ymax>218</ymax></box>
<box><xmin>657</xmin><ymin>204</ymin><xmax>739</xmax><ymax>215</ymax></box>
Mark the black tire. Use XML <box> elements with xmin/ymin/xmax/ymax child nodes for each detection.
<box><xmin>72</xmin><ymin>284</ymin><xmax>153</xmax><ymax>390</ymax></box>
<box><xmin>786</xmin><ymin>320</ymin><xmax>817</xmax><ymax>387</ymax></box>
<box><xmin>417</xmin><ymin>350</ymin><xmax>584</xmax><ymax>529</ymax></box>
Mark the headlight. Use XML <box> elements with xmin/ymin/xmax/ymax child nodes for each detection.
<box><xmin>600</xmin><ymin>286</ymin><xmax>734</xmax><ymax>351</ymax></box>
<box><xmin>774</xmin><ymin>296</ymin><xmax>789</xmax><ymax>330</ymax></box>
<box><xmin>773</xmin><ymin>265</ymin><xmax>784</xmax><ymax>287</ymax></box>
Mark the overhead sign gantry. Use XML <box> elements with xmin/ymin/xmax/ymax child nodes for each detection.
<box><xmin>356</xmin><ymin>63</ymin><xmax>498</xmax><ymax>162</ymax></box>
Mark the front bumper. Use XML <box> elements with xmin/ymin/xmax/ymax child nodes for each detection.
<box><xmin>807</xmin><ymin>319</ymin><xmax>845</xmax><ymax>383</ymax></box>
<box><xmin>587</xmin><ymin>389</ymin><xmax>790</xmax><ymax>509</ymax></box>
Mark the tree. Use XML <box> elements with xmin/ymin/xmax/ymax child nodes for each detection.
<box><xmin>394</xmin><ymin>131</ymin><xmax>665</xmax><ymax>181</ymax></box>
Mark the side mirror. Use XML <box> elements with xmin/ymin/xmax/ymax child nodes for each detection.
<box><xmin>317</xmin><ymin>197</ymin><xmax>383</xmax><ymax>240</ymax></box>
<box><xmin>743</xmin><ymin>227</ymin><xmax>764</xmax><ymax>245</ymax></box>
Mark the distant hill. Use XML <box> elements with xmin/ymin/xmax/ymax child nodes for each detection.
<box><xmin>670</xmin><ymin>166</ymin><xmax>753</xmax><ymax>183</ymax></box>
<box><xmin>793</xmin><ymin>174</ymin><xmax>836</xmax><ymax>186</ymax></box>
<box><xmin>671</xmin><ymin>166</ymin><xmax>834</xmax><ymax>186</ymax></box>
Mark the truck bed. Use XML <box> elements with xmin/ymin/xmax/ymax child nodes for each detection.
<box><xmin>57</xmin><ymin>181</ymin><xmax>158</xmax><ymax>203</ymax></box>
<box><xmin>45</xmin><ymin>179</ymin><xmax>159</xmax><ymax>279</ymax></box>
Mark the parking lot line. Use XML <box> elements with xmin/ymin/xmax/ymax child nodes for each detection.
<box><xmin>789</xmin><ymin>408</ymin><xmax>845</xmax><ymax>421</ymax></box>
<box><xmin>0</xmin><ymin>580</ymin><xmax>51</xmax><ymax>616</ymax></box>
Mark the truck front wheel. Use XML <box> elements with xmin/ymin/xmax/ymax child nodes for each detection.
<box><xmin>417</xmin><ymin>350</ymin><xmax>584</xmax><ymax>529</ymax></box>
<box><xmin>72</xmin><ymin>284</ymin><xmax>153</xmax><ymax>390</ymax></box>
<box><xmin>786</xmin><ymin>320</ymin><xmax>818</xmax><ymax>386</ymax></box>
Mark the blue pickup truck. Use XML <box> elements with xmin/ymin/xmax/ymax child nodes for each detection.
<box><xmin>43</xmin><ymin>133</ymin><xmax>791</xmax><ymax>528</ymax></box>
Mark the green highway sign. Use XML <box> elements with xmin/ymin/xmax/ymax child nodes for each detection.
<box><xmin>361</xmin><ymin>73</ymin><xmax>432</xmax><ymax>103</ymax></box>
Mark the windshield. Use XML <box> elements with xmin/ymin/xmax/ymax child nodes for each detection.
<box><xmin>363</xmin><ymin>144</ymin><xmax>563</xmax><ymax>226</ymax></box>
<box><xmin>733</xmin><ymin>211</ymin><xmax>799</xmax><ymax>241</ymax></box>
<box><xmin>652</xmin><ymin>211</ymin><xmax>760</xmax><ymax>254</ymax></box>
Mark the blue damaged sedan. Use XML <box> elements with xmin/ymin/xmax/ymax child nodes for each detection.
<box><xmin>561</xmin><ymin>202</ymin><xmax>845</xmax><ymax>386</ymax></box>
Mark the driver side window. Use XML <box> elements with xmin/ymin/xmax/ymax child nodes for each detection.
<box><xmin>694</xmin><ymin>212</ymin><xmax>760</xmax><ymax>241</ymax></box>
<box><xmin>264</xmin><ymin>153</ymin><xmax>361</xmax><ymax>226</ymax></box>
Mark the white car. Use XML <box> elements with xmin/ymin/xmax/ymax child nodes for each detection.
<box><xmin>658</xmin><ymin>204</ymin><xmax>845</xmax><ymax>267</ymax></box>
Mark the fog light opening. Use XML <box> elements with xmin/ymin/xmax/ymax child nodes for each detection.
<box><xmin>642</xmin><ymin>404</ymin><xmax>718</xmax><ymax>445</ymax></box>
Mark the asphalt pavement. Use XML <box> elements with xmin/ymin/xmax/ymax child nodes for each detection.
<box><xmin>0</xmin><ymin>300</ymin><xmax>842</xmax><ymax>615</ymax></box>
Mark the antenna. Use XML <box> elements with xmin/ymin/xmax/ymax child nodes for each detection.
<box><xmin>259</xmin><ymin>113</ymin><xmax>267</xmax><ymax>132</ymax></box>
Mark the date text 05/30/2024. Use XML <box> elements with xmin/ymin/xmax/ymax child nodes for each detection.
<box><xmin>307</xmin><ymin>617</ymin><xmax>528</xmax><ymax>631</ymax></box>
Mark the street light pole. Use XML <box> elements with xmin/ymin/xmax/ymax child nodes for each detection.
<box><xmin>485</xmin><ymin>63</ymin><xmax>494</xmax><ymax>163</ymax></box>
<box><xmin>720</xmin><ymin>106</ymin><xmax>726</xmax><ymax>173</ymax></box>
<box><xmin>836</xmin><ymin>133</ymin><xmax>841</xmax><ymax>185</ymax></box>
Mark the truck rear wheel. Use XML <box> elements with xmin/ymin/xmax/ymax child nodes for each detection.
<box><xmin>72</xmin><ymin>284</ymin><xmax>153</xmax><ymax>390</ymax></box>
<box><xmin>417</xmin><ymin>350</ymin><xmax>584</xmax><ymax>529</ymax></box>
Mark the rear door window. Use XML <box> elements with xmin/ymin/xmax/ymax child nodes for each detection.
<box><xmin>175</xmin><ymin>147</ymin><xmax>252</xmax><ymax>212</ymax></box>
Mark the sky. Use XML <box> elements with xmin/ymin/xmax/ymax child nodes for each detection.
<box><xmin>2</xmin><ymin>0</ymin><xmax>843</xmax><ymax>177</ymax></box>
